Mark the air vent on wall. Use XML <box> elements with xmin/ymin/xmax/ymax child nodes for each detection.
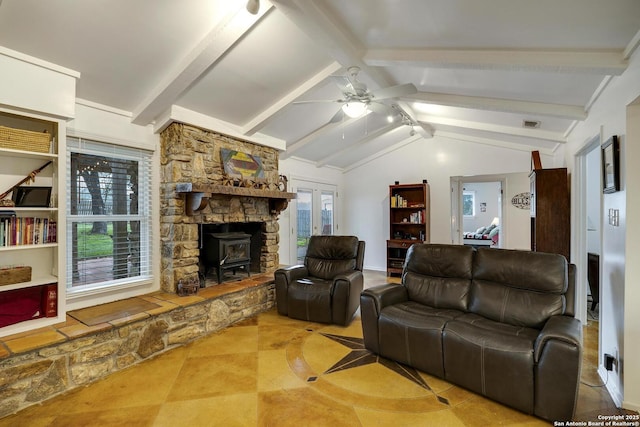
<box><xmin>523</xmin><ymin>120</ymin><xmax>541</xmax><ymax>129</ymax></box>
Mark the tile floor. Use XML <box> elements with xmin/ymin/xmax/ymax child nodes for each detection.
<box><xmin>0</xmin><ymin>271</ymin><xmax>630</xmax><ymax>426</ymax></box>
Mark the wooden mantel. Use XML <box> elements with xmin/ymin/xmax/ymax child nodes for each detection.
<box><xmin>176</xmin><ymin>183</ymin><xmax>296</xmax><ymax>215</ymax></box>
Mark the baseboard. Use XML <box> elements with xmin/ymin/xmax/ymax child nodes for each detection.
<box><xmin>621</xmin><ymin>400</ymin><xmax>640</xmax><ymax>412</ymax></box>
<box><xmin>599</xmin><ymin>366</ymin><xmax>623</xmax><ymax>407</ymax></box>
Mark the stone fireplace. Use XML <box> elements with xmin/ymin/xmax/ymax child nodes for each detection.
<box><xmin>160</xmin><ymin>123</ymin><xmax>292</xmax><ymax>293</ymax></box>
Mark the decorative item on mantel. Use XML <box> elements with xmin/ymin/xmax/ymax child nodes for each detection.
<box><xmin>175</xmin><ymin>142</ymin><xmax>296</xmax><ymax>216</ymax></box>
<box><xmin>278</xmin><ymin>174</ymin><xmax>288</xmax><ymax>192</ymax></box>
<box><xmin>220</xmin><ymin>149</ymin><xmax>279</xmax><ymax>190</ymax></box>
<box><xmin>177</xmin><ymin>277</ymin><xmax>199</xmax><ymax>296</ymax></box>
<box><xmin>222</xmin><ymin>148</ymin><xmax>264</xmax><ymax>180</ymax></box>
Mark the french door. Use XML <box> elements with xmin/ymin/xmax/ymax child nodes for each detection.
<box><xmin>290</xmin><ymin>179</ymin><xmax>337</xmax><ymax>263</ymax></box>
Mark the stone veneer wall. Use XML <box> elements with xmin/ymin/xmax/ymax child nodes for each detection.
<box><xmin>0</xmin><ymin>282</ymin><xmax>275</xmax><ymax>418</ymax></box>
<box><xmin>160</xmin><ymin>123</ymin><xmax>281</xmax><ymax>293</ymax></box>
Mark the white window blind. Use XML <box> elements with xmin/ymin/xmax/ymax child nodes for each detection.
<box><xmin>66</xmin><ymin>137</ymin><xmax>152</xmax><ymax>292</ymax></box>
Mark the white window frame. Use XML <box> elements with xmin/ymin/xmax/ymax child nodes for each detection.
<box><xmin>66</xmin><ymin>136</ymin><xmax>153</xmax><ymax>304</ymax></box>
<box><xmin>463</xmin><ymin>190</ymin><xmax>476</xmax><ymax>217</ymax></box>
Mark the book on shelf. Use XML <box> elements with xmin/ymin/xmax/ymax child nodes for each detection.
<box><xmin>391</xmin><ymin>194</ymin><xmax>408</xmax><ymax>208</ymax></box>
<box><xmin>43</xmin><ymin>283</ymin><xmax>58</xmax><ymax>318</ymax></box>
<box><xmin>409</xmin><ymin>211</ymin><xmax>423</xmax><ymax>223</ymax></box>
<box><xmin>0</xmin><ymin>217</ymin><xmax>57</xmax><ymax>247</ymax></box>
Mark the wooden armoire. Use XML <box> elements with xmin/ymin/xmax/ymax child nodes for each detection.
<box><xmin>529</xmin><ymin>167</ymin><xmax>570</xmax><ymax>260</ymax></box>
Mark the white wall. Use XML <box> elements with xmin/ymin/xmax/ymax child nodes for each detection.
<box><xmin>563</xmin><ymin>47</ymin><xmax>640</xmax><ymax>410</ymax></box>
<box><xmin>68</xmin><ymin>101</ymin><xmax>157</xmax><ymax>149</ymax></box>
<box><xmin>501</xmin><ymin>172</ymin><xmax>532</xmax><ymax>250</ymax></box>
<box><xmin>342</xmin><ymin>135</ymin><xmax>553</xmax><ymax>270</ymax></box>
<box><xmin>624</xmin><ymin>96</ymin><xmax>640</xmax><ymax>412</ymax></box>
<box><xmin>586</xmin><ymin>147</ymin><xmax>601</xmax><ymax>255</ymax></box>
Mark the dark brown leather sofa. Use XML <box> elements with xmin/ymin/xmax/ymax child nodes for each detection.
<box><xmin>361</xmin><ymin>244</ymin><xmax>582</xmax><ymax>422</ymax></box>
<box><xmin>275</xmin><ymin>235</ymin><xmax>365</xmax><ymax>326</ymax></box>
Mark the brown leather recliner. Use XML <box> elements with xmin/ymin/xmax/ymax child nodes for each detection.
<box><xmin>275</xmin><ymin>235</ymin><xmax>365</xmax><ymax>326</ymax></box>
<box><xmin>360</xmin><ymin>244</ymin><xmax>582</xmax><ymax>422</ymax></box>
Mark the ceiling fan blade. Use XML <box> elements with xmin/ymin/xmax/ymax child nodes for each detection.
<box><xmin>370</xmin><ymin>83</ymin><xmax>417</xmax><ymax>101</ymax></box>
<box><xmin>331</xmin><ymin>75</ymin><xmax>355</xmax><ymax>95</ymax></box>
<box><xmin>329</xmin><ymin>109</ymin><xmax>346</xmax><ymax>123</ymax></box>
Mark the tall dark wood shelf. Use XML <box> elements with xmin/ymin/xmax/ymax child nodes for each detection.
<box><xmin>387</xmin><ymin>182</ymin><xmax>430</xmax><ymax>276</ymax></box>
<box><xmin>529</xmin><ymin>168</ymin><xmax>570</xmax><ymax>261</ymax></box>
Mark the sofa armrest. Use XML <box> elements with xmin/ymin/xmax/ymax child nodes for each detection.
<box><xmin>274</xmin><ymin>265</ymin><xmax>309</xmax><ymax>315</ymax></box>
<box><xmin>534</xmin><ymin>315</ymin><xmax>582</xmax><ymax>363</ymax></box>
<box><xmin>334</xmin><ymin>270</ymin><xmax>363</xmax><ymax>286</ymax></box>
<box><xmin>533</xmin><ymin>315</ymin><xmax>582</xmax><ymax>421</ymax></box>
<box><xmin>361</xmin><ymin>284</ymin><xmax>408</xmax><ymax>316</ymax></box>
<box><xmin>360</xmin><ymin>284</ymin><xmax>408</xmax><ymax>354</ymax></box>
<box><xmin>332</xmin><ymin>271</ymin><xmax>364</xmax><ymax>326</ymax></box>
<box><xmin>275</xmin><ymin>265</ymin><xmax>308</xmax><ymax>284</ymax></box>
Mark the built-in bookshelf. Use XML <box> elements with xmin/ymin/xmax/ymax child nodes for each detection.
<box><xmin>387</xmin><ymin>182</ymin><xmax>430</xmax><ymax>276</ymax></box>
<box><xmin>0</xmin><ymin>109</ymin><xmax>63</xmax><ymax>335</ymax></box>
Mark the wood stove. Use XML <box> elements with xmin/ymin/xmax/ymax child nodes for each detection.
<box><xmin>202</xmin><ymin>232</ymin><xmax>251</xmax><ymax>283</ymax></box>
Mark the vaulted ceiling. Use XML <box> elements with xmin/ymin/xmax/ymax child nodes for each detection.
<box><xmin>1</xmin><ymin>0</ymin><xmax>639</xmax><ymax>169</ymax></box>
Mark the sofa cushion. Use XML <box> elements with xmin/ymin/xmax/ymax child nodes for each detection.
<box><xmin>379</xmin><ymin>301</ymin><xmax>464</xmax><ymax>377</ymax></box>
<box><xmin>453</xmin><ymin>313</ymin><xmax>540</xmax><ymax>341</ymax></box>
<box><xmin>305</xmin><ymin>236</ymin><xmax>358</xmax><ymax>280</ymax></box>
<box><xmin>443</xmin><ymin>317</ymin><xmax>537</xmax><ymax>414</ymax></box>
<box><xmin>470</xmin><ymin>248</ymin><xmax>567</xmax><ymax>329</ymax></box>
<box><xmin>404</xmin><ymin>244</ymin><xmax>474</xmax><ymax>311</ymax></box>
<box><xmin>287</xmin><ymin>278</ymin><xmax>333</xmax><ymax>323</ymax></box>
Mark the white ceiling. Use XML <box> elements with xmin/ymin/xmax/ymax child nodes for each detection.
<box><xmin>1</xmin><ymin>0</ymin><xmax>639</xmax><ymax>169</ymax></box>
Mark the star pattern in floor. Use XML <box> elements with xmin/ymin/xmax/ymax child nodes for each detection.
<box><xmin>316</xmin><ymin>332</ymin><xmax>443</xmax><ymax>402</ymax></box>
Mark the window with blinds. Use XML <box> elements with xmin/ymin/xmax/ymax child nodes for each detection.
<box><xmin>66</xmin><ymin>137</ymin><xmax>152</xmax><ymax>292</ymax></box>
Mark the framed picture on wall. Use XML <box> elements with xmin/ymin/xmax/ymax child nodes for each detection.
<box><xmin>601</xmin><ymin>135</ymin><xmax>620</xmax><ymax>194</ymax></box>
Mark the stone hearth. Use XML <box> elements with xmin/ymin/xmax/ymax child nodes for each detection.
<box><xmin>160</xmin><ymin>123</ymin><xmax>288</xmax><ymax>294</ymax></box>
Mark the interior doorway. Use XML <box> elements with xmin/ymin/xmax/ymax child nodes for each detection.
<box><xmin>451</xmin><ymin>176</ymin><xmax>504</xmax><ymax>248</ymax></box>
<box><xmin>574</xmin><ymin>134</ymin><xmax>602</xmax><ymax>325</ymax></box>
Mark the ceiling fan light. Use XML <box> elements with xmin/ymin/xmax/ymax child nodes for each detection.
<box><xmin>246</xmin><ymin>0</ymin><xmax>260</xmax><ymax>15</ymax></box>
<box><xmin>342</xmin><ymin>102</ymin><xmax>367</xmax><ymax>118</ymax></box>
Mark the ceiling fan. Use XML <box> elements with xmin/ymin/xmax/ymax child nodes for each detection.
<box><xmin>295</xmin><ymin>66</ymin><xmax>418</xmax><ymax>123</ymax></box>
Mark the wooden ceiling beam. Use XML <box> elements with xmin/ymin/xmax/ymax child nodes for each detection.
<box><xmin>404</xmin><ymin>92</ymin><xmax>587</xmax><ymax>121</ymax></box>
<box><xmin>242</xmin><ymin>61</ymin><xmax>342</xmax><ymax>136</ymax></box>
<box><xmin>131</xmin><ymin>4</ymin><xmax>273</xmax><ymax>125</ymax></box>
<box><xmin>364</xmin><ymin>48</ymin><xmax>628</xmax><ymax>75</ymax></box>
